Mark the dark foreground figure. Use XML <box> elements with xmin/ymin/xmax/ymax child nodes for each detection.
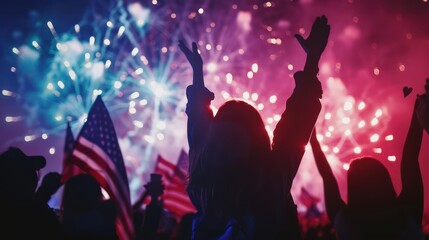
<box><xmin>179</xmin><ymin>15</ymin><xmax>330</xmax><ymax>239</ymax></box>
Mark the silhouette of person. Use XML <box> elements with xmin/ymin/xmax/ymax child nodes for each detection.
<box><xmin>140</xmin><ymin>173</ymin><xmax>165</xmax><ymax>240</ymax></box>
<box><xmin>61</xmin><ymin>173</ymin><xmax>118</xmax><ymax>240</ymax></box>
<box><xmin>310</xmin><ymin>81</ymin><xmax>426</xmax><ymax>239</ymax></box>
<box><xmin>179</xmin><ymin>15</ymin><xmax>330</xmax><ymax>239</ymax></box>
<box><xmin>35</xmin><ymin>171</ymin><xmax>63</xmax><ymax>204</ymax></box>
<box><xmin>0</xmin><ymin>147</ymin><xmax>61</xmax><ymax>239</ymax></box>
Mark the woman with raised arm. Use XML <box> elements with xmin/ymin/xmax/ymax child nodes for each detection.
<box><xmin>179</xmin><ymin>15</ymin><xmax>330</xmax><ymax>240</ymax></box>
<box><xmin>310</xmin><ymin>83</ymin><xmax>426</xmax><ymax>239</ymax></box>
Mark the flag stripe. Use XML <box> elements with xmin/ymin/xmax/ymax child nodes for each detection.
<box><xmin>164</xmin><ymin>194</ymin><xmax>192</xmax><ymax>206</ymax></box>
<box><xmin>72</xmin><ymin>144</ymin><xmax>133</xmax><ymax>220</ymax></box>
<box><xmin>163</xmin><ymin>199</ymin><xmax>195</xmax><ymax>212</ymax></box>
<box><xmin>78</xmin><ymin>137</ymin><xmax>123</xmax><ymax>181</ymax></box>
<box><xmin>163</xmin><ymin>199</ymin><xmax>195</xmax><ymax>215</ymax></box>
<box><xmin>75</xmin><ymin>138</ymin><xmax>130</xmax><ymax>204</ymax></box>
<box><xmin>156</xmin><ymin>157</ymin><xmax>176</xmax><ymax>169</ymax></box>
<box><xmin>169</xmin><ymin>173</ymin><xmax>187</xmax><ymax>185</ymax></box>
<box><xmin>155</xmin><ymin>161</ymin><xmax>175</xmax><ymax>175</ymax></box>
<box><xmin>164</xmin><ymin>184</ymin><xmax>186</xmax><ymax>193</ymax></box>
<box><xmin>61</xmin><ymin>121</ymin><xmax>81</xmax><ymax>183</ymax></box>
<box><xmin>72</xmin><ymin>147</ymin><xmax>130</xmax><ymax>212</ymax></box>
<box><xmin>71</xmin><ymin>149</ymin><xmax>131</xmax><ymax>218</ymax></box>
<box><xmin>153</xmin><ymin>154</ymin><xmax>196</xmax><ymax>219</ymax></box>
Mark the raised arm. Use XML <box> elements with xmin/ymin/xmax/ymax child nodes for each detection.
<box><xmin>272</xmin><ymin>15</ymin><xmax>330</xmax><ymax>192</ymax></box>
<box><xmin>310</xmin><ymin>129</ymin><xmax>345</xmax><ymax>223</ymax></box>
<box><xmin>295</xmin><ymin>15</ymin><xmax>330</xmax><ymax>75</ymax></box>
<box><xmin>178</xmin><ymin>41</ymin><xmax>214</xmax><ymax>164</ymax></box>
<box><xmin>398</xmin><ymin>86</ymin><xmax>426</xmax><ymax>223</ymax></box>
<box><xmin>417</xmin><ymin>78</ymin><xmax>429</xmax><ymax>134</ymax></box>
<box><xmin>178</xmin><ymin>41</ymin><xmax>205</xmax><ymax>88</ymax></box>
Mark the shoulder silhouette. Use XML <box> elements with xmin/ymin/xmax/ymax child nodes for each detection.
<box><xmin>0</xmin><ymin>147</ymin><xmax>61</xmax><ymax>239</ymax></box>
<box><xmin>61</xmin><ymin>173</ymin><xmax>118</xmax><ymax>240</ymax></box>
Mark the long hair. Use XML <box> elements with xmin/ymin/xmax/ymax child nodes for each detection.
<box><xmin>62</xmin><ymin>174</ymin><xmax>102</xmax><ymax>213</ymax></box>
<box><xmin>347</xmin><ymin>157</ymin><xmax>397</xmax><ymax>214</ymax></box>
<box><xmin>188</xmin><ymin>100</ymin><xmax>271</xmax><ymax>216</ymax></box>
<box><xmin>343</xmin><ymin>157</ymin><xmax>407</xmax><ymax>239</ymax></box>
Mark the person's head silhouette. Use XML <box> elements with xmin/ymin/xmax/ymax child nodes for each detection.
<box><xmin>213</xmin><ymin>100</ymin><xmax>270</xmax><ymax>149</ymax></box>
<box><xmin>61</xmin><ymin>174</ymin><xmax>118</xmax><ymax>240</ymax></box>
<box><xmin>62</xmin><ymin>173</ymin><xmax>102</xmax><ymax>213</ymax></box>
<box><xmin>0</xmin><ymin>147</ymin><xmax>46</xmax><ymax>200</ymax></box>
<box><xmin>191</xmin><ymin>100</ymin><xmax>270</xmax><ymax>215</ymax></box>
<box><xmin>347</xmin><ymin>157</ymin><xmax>397</xmax><ymax>213</ymax></box>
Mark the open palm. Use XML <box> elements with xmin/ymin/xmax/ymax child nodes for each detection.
<box><xmin>295</xmin><ymin>15</ymin><xmax>330</xmax><ymax>56</ymax></box>
<box><xmin>179</xmin><ymin>40</ymin><xmax>203</xmax><ymax>70</ymax></box>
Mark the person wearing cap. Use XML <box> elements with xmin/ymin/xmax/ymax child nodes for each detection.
<box><xmin>0</xmin><ymin>147</ymin><xmax>61</xmax><ymax>239</ymax></box>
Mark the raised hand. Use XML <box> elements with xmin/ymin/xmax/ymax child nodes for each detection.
<box><xmin>179</xmin><ymin>40</ymin><xmax>204</xmax><ymax>87</ymax></box>
<box><xmin>417</xmin><ymin>78</ymin><xmax>429</xmax><ymax>133</ymax></box>
<box><xmin>399</xmin><ymin>80</ymin><xmax>425</xmax><ymax>223</ymax></box>
<box><xmin>145</xmin><ymin>179</ymin><xmax>164</xmax><ymax>199</ymax></box>
<box><xmin>144</xmin><ymin>173</ymin><xmax>165</xmax><ymax>198</ymax></box>
<box><xmin>179</xmin><ymin>41</ymin><xmax>202</xmax><ymax>70</ymax></box>
<box><xmin>310</xmin><ymin>128</ymin><xmax>344</xmax><ymax>222</ymax></box>
<box><xmin>295</xmin><ymin>15</ymin><xmax>330</xmax><ymax>56</ymax></box>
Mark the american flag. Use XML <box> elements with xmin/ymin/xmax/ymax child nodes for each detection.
<box><xmin>69</xmin><ymin>95</ymin><xmax>134</xmax><ymax>240</ymax></box>
<box><xmin>154</xmin><ymin>150</ymin><xmax>196</xmax><ymax>219</ymax></box>
<box><xmin>176</xmin><ymin>149</ymin><xmax>189</xmax><ymax>174</ymax></box>
<box><xmin>61</xmin><ymin>121</ymin><xmax>82</xmax><ymax>183</ymax></box>
<box><xmin>299</xmin><ymin>187</ymin><xmax>321</xmax><ymax>214</ymax></box>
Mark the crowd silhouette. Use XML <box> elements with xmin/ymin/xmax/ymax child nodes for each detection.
<box><xmin>0</xmin><ymin>15</ymin><xmax>428</xmax><ymax>240</ymax></box>
<box><xmin>0</xmin><ymin>147</ymin><xmax>61</xmax><ymax>239</ymax></box>
<box><xmin>309</xmin><ymin>80</ymin><xmax>428</xmax><ymax>239</ymax></box>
